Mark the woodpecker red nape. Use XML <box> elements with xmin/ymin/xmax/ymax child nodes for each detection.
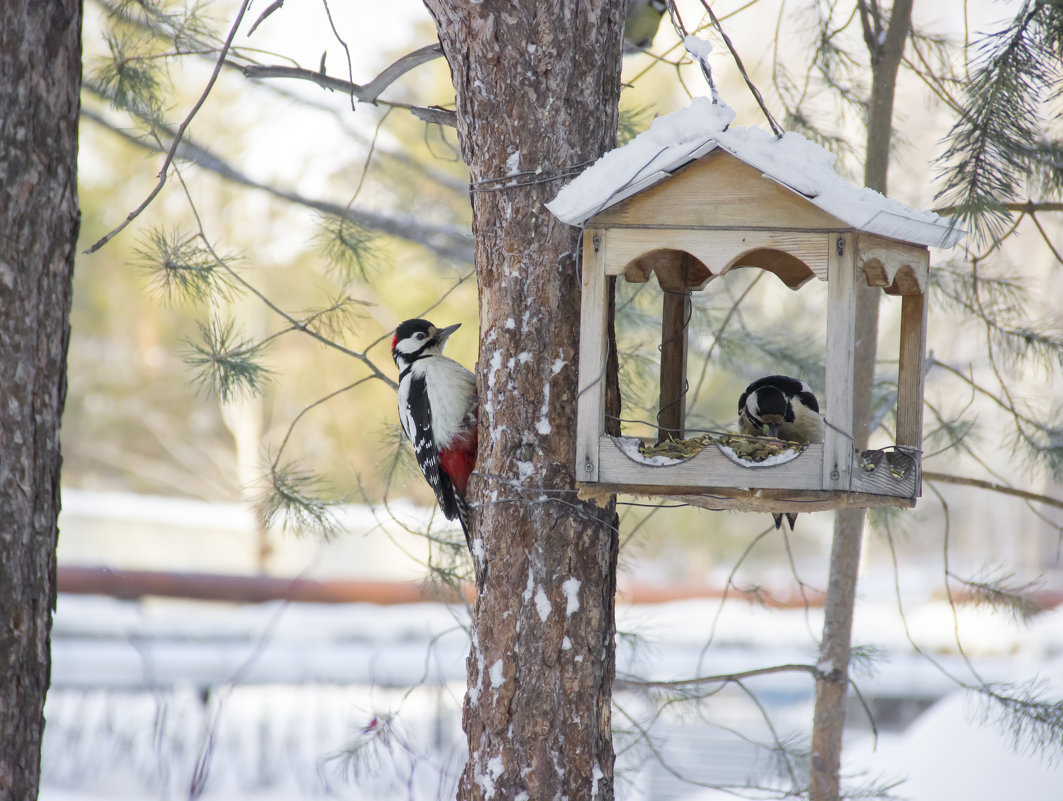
<box><xmin>737</xmin><ymin>374</ymin><xmax>824</xmax><ymax>531</ymax></box>
<box><xmin>392</xmin><ymin>318</ymin><xmax>478</xmax><ymax>549</ymax></box>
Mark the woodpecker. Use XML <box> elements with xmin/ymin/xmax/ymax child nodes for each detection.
<box><xmin>392</xmin><ymin>318</ymin><xmax>478</xmax><ymax>548</ymax></box>
<box><xmin>738</xmin><ymin>374</ymin><xmax>824</xmax><ymax>531</ymax></box>
<box><xmin>624</xmin><ymin>0</ymin><xmax>668</xmax><ymax>53</ymax></box>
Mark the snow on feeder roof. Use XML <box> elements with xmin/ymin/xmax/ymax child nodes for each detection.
<box><xmin>547</xmin><ymin>98</ymin><xmax>963</xmax><ymax>250</ymax></box>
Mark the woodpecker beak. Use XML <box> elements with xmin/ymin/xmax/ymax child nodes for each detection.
<box><xmin>435</xmin><ymin>323</ymin><xmax>461</xmax><ymax>344</ymax></box>
<box><xmin>765</xmin><ymin>421</ymin><xmax>781</xmax><ymax>438</ymax></box>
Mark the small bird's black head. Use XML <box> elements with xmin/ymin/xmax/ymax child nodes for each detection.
<box><xmin>392</xmin><ymin>318</ymin><xmax>461</xmax><ymax>370</ymax></box>
<box><xmin>744</xmin><ymin>386</ymin><xmax>795</xmax><ymax>438</ymax></box>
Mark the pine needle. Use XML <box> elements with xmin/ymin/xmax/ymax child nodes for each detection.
<box><xmin>183</xmin><ymin>316</ymin><xmax>271</xmax><ymax>401</ymax></box>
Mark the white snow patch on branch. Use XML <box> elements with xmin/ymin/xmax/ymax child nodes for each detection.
<box><xmin>683</xmin><ymin>34</ymin><xmax>713</xmax><ymax>61</ymax></box>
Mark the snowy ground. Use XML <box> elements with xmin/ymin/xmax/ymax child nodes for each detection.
<box><xmin>40</xmin><ymin>593</ymin><xmax>1063</xmax><ymax>800</ymax></box>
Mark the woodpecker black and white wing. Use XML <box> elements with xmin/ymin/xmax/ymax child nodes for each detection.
<box><xmin>400</xmin><ymin>377</ymin><xmax>464</xmax><ymax>526</ymax></box>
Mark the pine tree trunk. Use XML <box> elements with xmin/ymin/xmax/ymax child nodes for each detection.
<box><xmin>809</xmin><ymin>2</ymin><xmax>912</xmax><ymax>799</ymax></box>
<box><xmin>0</xmin><ymin>1</ymin><xmax>81</xmax><ymax>797</ymax></box>
<box><xmin>423</xmin><ymin>2</ymin><xmax>625</xmax><ymax>798</ymax></box>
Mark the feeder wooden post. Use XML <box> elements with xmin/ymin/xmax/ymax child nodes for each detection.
<box><xmin>657</xmin><ymin>255</ymin><xmax>692</xmax><ymax>444</ymax></box>
<box><xmin>896</xmin><ymin>291</ymin><xmax>928</xmax><ymax>494</ymax></box>
<box><xmin>824</xmin><ymin>233</ymin><xmax>856</xmax><ymax>491</ymax></box>
<box><xmin>576</xmin><ymin>229</ymin><xmax>608</xmax><ymax>483</ymax></box>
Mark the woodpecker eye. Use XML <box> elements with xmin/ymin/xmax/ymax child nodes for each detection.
<box><xmin>414</xmin><ymin>332</ymin><xmax>426</xmax><ymax>341</ymax></box>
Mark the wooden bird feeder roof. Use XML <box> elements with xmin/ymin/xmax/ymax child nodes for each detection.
<box><xmin>547</xmin><ymin>99</ymin><xmax>963</xmax><ymax>515</ymax></box>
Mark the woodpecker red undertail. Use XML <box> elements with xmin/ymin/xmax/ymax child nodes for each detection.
<box><xmin>392</xmin><ymin>318</ymin><xmax>478</xmax><ymax>550</ymax></box>
<box><xmin>738</xmin><ymin>374</ymin><xmax>825</xmax><ymax>531</ymax></box>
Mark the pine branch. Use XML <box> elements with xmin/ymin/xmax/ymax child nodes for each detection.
<box><xmin>262</xmin><ymin>460</ymin><xmax>341</xmax><ymax>539</ymax></box>
<box><xmin>183</xmin><ymin>316</ymin><xmax>272</xmax><ymax>402</ymax></box>
<box><xmin>134</xmin><ymin>227</ymin><xmax>236</xmax><ymax>304</ymax></box>
<box><xmin>978</xmin><ymin>681</ymin><xmax>1063</xmax><ymax>762</ymax></box>
<box><xmin>946</xmin><ymin>569</ymin><xmax>1044</xmax><ymax>622</ymax></box>
<box><xmin>933</xmin><ymin>1</ymin><xmax>1063</xmax><ymax>243</ymax></box>
<box><xmin>314</xmin><ymin>215</ymin><xmax>381</xmax><ymax>284</ymax></box>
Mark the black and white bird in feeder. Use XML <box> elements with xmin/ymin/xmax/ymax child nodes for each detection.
<box><xmin>546</xmin><ymin>99</ymin><xmax>963</xmax><ymax>517</ymax></box>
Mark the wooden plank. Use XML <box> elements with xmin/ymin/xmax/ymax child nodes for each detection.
<box><xmin>604</xmin><ymin>227</ymin><xmax>829</xmax><ymax>286</ymax></box>
<box><xmin>857</xmin><ymin>233</ymin><xmax>929</xmax><ymax>294</ymax></box>
<box><xmin>896</xmin><ymin>291</ymin><xmax>928</xmax><ymax>496</ymax></box>
<box><xmin>849</xmin><ymin>456</ymin><xmax>918</xmax><ymax>497</ymax></box>
<box><xmin>823</xmin><ymin>233</ymin><xmax>856</xmax><ymax>491</ymax></box>
<box><xmin>576</xmin><ymin>229</ymin><xmax>609</xmax><ymax>483</ymax></box>
<box><xmin>658</xmin><ymin>259</ymin><xmax>690</xmax><ymax>442</ymax></box>
<box><xmin>591</xmin><ymin>151</ymin><xmax>848</xmax><ymax>230</ymax></box>
<box><xmin>597</xmin><ymin>436</ymin><xmax>824</xmax><ymax>491</ymax></box>
<box><xmin>675</xmin><ymin>491</ymin><xmax>915</xmax><ymax>513</ymax></box>
<box><xmin>577</xmin><ymin>486</ymin><xmax>915</xmax><ymax>512</ymax></box>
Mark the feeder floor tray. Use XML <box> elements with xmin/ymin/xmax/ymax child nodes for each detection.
<box><xmin>583</xmin><ymin>435</ymin><xmax>919</xmax><ymax>506</ymax></box>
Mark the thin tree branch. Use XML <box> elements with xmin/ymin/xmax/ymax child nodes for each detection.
<box><xmin>923</xmin><ymin>471</ymin><xmax>1063</xmax><ymax>512</ymax></box>
<box><xmin>933</xmin><ymin>200</ymin><xmax>1063</xmax><ymax>216</ymax></box>
<box><xmin>80</xmin><ymin>105</ymin><xmax>474</xmax><ymax>263</ymax></box>
<box><xmin>616</xmin><ymin>663</ymin><xmax>819</xmax><ymax>691</ymax></box>
<box><xmin>232</xmin><ymin>44</ymin><xmax>456</xmax><ymax>126</ymax></box>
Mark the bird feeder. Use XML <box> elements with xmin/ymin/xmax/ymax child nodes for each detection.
<box><xmin>547</xmin><ymin>99</ymin><xmax>962</xmax><ymax>515</ymax></box>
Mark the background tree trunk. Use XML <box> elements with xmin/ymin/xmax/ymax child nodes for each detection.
<box><xmin>0</xmin><ymin>1</ymin><xmax>81</xmax><ymax>796</ymax></box>
<box><xmin>809</xmin><ymin>2</ymin><xmax>913</xmax><ymax>799</ymax></box>
<box><xmin>423</xmin><ymin>2</ymin><xmax>625</xmax><ymax>798</ymax></box>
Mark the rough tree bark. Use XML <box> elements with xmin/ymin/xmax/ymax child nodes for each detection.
<box><xmin>422</xmin><ymin>2</ymin><xmax>626</xmax><ymax>799</ymax></box>
<box><xmin>0</xmin><ymin>1</ymin><xmax>82</xmax><ymax>797</ymax></box>
<box><xmin>809</xmin><ymin>2</ymin><xmax>913</xmax><ymax>799</ymax></box>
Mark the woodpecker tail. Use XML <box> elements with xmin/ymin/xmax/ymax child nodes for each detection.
<box><xmin>455</xmin><ymin>492</ymin><xmax>472</xmax><ymax>552</ymax></box>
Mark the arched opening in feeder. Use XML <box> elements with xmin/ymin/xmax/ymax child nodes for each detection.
<box><xmin>613</xmin><ymin>245</ymin><xmax>827</xmax><ymax>447</ymax></box>
<box><xmin>725</xmin><ymin>248</ymin><xmax>817</xmax><ymax>290</ymax></box>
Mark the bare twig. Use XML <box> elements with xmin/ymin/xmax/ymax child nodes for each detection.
<box><xmin>80</xmin><ymin>105</ymin><xmax>474</xmax><ymax>262</ymax></box>
<box><xmin>923</xmin><ymin>471</ymin><xmax>1063</xmax><ymax>512</ymax></box>
<box><xmin>933</xmin><ymin>200</ymin><xmax>1063</xmax><ymax>216</ymax></box>
<box><xmin>248</xmin><ymin>0</ymin><xmax>285</xmax><ymax>36</ymax></box>
<box><xmin>617</xmin><ymin>662</ymin><xmax>818</xmax><ymax>690</ymax></box>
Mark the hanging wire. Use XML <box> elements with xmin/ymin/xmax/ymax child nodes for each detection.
<box><xmin>665</xmin><ymin>0</ymin><xmax>721</xmax><ymax>103</ymax></box>
<box><xmin>695</xmin><ymin>0</ymin><xmax>785</xmax><ymax>137</ymax></box>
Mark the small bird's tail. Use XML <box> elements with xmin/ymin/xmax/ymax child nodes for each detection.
<box><xmin>772</xmin><ymin>513</ymin><xmax>799</xmax><ymax>531</ymax></box>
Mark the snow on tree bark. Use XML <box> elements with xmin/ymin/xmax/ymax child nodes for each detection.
<box><xmin>0</xmin><ymin>1</ymin><xmax>81</xmax><ymax>796</ymax></box>
<box><xmin>423</xmin><ymin>2</ymin><xmax>625</xmax><ymax>798</ymax></box>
